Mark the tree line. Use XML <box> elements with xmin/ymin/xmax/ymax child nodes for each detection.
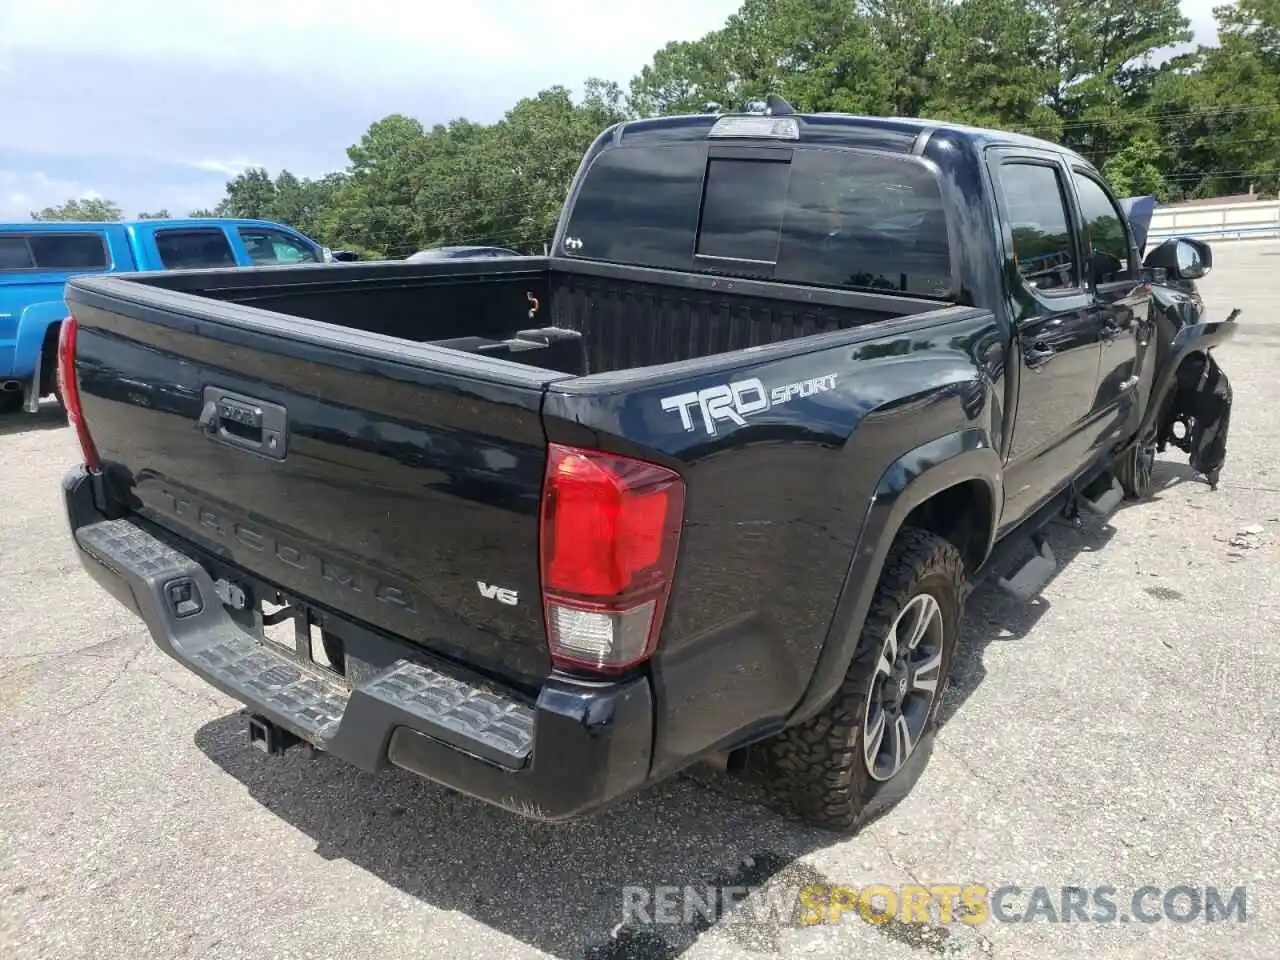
<box><xmin>31</xmin><ymin>0</ymin><xmax>1280</xmax><ymax>258</ymax></box>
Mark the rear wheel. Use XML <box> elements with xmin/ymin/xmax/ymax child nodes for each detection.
<box><xmin>756</xmin><ymin>528</ymin><xmax>965</xmax><ymax>831</ymax></box>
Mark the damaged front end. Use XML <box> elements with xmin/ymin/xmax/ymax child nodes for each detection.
<box><xmin>1117</xmin><ymin>204</ymin><xmax>1241</xmax><ymax>489</ymax></box>
<box><xmin>1155</xmin><ymin>333</ymin><xmax>1236</xmax><ymax>489</ymax></box>
<box><xmin>1137</xmin><ymin>237</ymin><xmax>1240</xmax><ymax>489</ymax></box>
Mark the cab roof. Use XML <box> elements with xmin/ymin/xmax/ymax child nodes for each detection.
<box><xmin>610</xmin><ymin>111</ymin><xmax>1084</xmax><ymax>163</ymax></box>
<box><xmin>0</xmin><ymin>217</ymin><xmax>301</xmax><ymax>232</ymax></box>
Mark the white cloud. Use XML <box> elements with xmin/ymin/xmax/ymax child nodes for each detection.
<box><xmin>0</xmin><ymin>170</ymin><xmax>99</xmax><ymax>219</ymax></box>
<box><xmin>0</xmin><ymin>0</ymin><xmax>739</xmax><ymax>89</ymax></box>
<box><xmin>1181</xmin><ymin>0</ymin><xmax>1221</xmax><ymax>43</ymax></box>
<box><xmin>190</xmin><ymin>158</ymin><xmax>267</xmax><ymax>176</ymax></box>
<box><xmin>0</xmin><ymin>168</ymin><xmax>217</xmax><ymax>220</ymax></box>
<box><xmin>0</xmin><ymin>0</ymin><xmax>742</xmax><ymax>184</ymax></box>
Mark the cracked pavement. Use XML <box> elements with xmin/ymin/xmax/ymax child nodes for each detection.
<box><xmin>2</xmin><ymin>243</ymin><xmax>1278</xmax><ymax>959</ymax></box>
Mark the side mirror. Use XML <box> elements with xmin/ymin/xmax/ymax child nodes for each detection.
<box><xmin>1143</xmin><ymin>237</ymin><xmax>1212</xmax><ymax>281</ymax></box>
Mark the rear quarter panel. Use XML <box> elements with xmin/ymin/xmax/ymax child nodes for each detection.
<box><xmin>543</xmin><ymin>306</ymin><xmax>1006</xmax><ymax>772</ymax></box>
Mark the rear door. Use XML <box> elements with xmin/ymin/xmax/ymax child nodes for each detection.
<box><xmin>991</xmin><ymin>152</ymin><xmax>1102</xmax><ymax>529</ymax></box>
<box><xmin>147</xmin><ymin>227</ymin><xmax>239</xmax><ymax>270</ymax></box>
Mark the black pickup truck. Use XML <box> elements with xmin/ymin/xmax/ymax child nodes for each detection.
<box><xmin>59</xmin><ymin>105</ymin><xmax>1238</xmax><ymax>830</ymax></box>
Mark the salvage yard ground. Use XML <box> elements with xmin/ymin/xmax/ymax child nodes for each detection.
<box><xmin>2</xmin><ymin>245</ymin><xmax>1278</xmax><ymax>960</ymax></box>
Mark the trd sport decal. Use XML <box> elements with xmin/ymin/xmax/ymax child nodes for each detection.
<box><xmin>660</xmin><ymin>374</ymin><xmax>839</xmax><ymax>436</ymax></box>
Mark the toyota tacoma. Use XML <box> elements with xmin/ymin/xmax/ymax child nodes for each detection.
<box><xmin>59</xmin><ymin>102</ymin><xmax>1238</xmax><ymax>830</ymax></box>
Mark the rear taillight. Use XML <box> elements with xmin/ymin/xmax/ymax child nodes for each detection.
<box><xmin>539</xmin><ymin>443</ymin><xmax>685</xmax><ymax>675</ymax></box>
<box><xmin>57</xmin><ymin>314</ymin><xmax>101</xmax><ymax>473</ymax></box>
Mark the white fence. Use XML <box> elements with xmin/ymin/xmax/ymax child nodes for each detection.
<box><xmin>1147</xmin><ymin>199</ymin><xmax>1280</xmax><ymax>244</ymax></box>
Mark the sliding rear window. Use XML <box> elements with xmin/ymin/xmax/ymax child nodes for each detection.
<box><xmin>0</xmin><ymin>233</ymin><xmax>109</xmax><ymax>273</ymax></box>
<box><xmin>563</xmin><ymin>141</ymin><xmax>953</xmax><ymax>297</ymax></box>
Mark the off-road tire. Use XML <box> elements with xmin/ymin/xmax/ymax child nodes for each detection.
<box><xmin>755</xmin><ymin>528</ymin><xmax>966</xmax><ymax>832</ymax></box>
<box><xmin>1114</xmin><ymin>426</ymin><xmax>1157</xmax><ymax>501</ymax></box>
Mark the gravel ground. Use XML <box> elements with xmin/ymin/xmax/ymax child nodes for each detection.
<box><xmin>1</xmin><ymin>244</ymin><xmax>1277</xmax><ymax>960</ymax></box>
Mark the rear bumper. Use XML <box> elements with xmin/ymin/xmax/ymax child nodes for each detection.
<box><xmin>63</xmin><ymin>467</ymin><xmax>654</xmax><ymax>821</ymax></box>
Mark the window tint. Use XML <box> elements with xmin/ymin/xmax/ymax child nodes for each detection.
<box><xmin>697</xmin><ymin>159</ymin><xmax>790</xmax><ymax>263</ymax></box>
<box><xmin>564</xmin><ymin>143</ymin><xmax>953</xmax><ymax>297</ymax></box>
<box><xmin>999</xmin><ymin>163</ymin><xmax>1078</xmax><ymax>292</ymax></box>
<box><xmin>0</xmin><ymin>237</ymin><xmax>35</xmax><ymax>270</ymax></box>
<box><xmin>777</xmin><ymin>150</ymin><xmax>951</xmax><ymax>296</ymax></box>
<box><xmin>155</xmin><ymin>229</ymin><xmax>236</xmax><ymax>269</ymax></box>
<box><xmin>0</xmin><ymin>233</ymin><xmax>107</xmax><ymax>272</ymax></box>
<box><xmin>238</xmin><ymin>227</ymin><xmax>319</xmax><ymax>265</ymax></box>
<box><xmin>1072</xmin><ymin>173</ymin><xmax>1133</xmax><ymax>285</ymax></box>
<box><xmin>562</xmin><ymin>143</ymin><xmax>706</xmax><ymax>269</ymax></box>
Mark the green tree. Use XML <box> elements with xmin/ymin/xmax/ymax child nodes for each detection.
<box><xmin>216</xmin><ymin>167</ymin><xmax>278</xmax><ymax>219</ymax></box>
<box><xmin>271</xmin><ymin>171</ymin><xmax>347</xmax><ymax>240</ymax></box>
<box><xmin>1029</xmin><ymin>0</ymin><xmax>1191</xmax><ymax>159</ymax></box>
<box><xmin>927</xmin><ymin>0</ymin><xmax>1061</xmax><ymax>132</ymax></box>
<box><xmin>628</xmin><ymin>35</ymin><xmax>737</xmax><ymax>116</ymax></box>
<box><xmin>325</xmin><ymin>114</ymin><xmax>431</xmax><ymax>257</ymax></box>
<box><xmin>188</xmin><ymin>0</ymin><xmax>1276</xmax><ymax>259</ymax></box>
<box><xmin>1141</xmin><ymin>0</ymin><xmax>1280</xmax><ymax>199</ymax></box>
<box><xmin>31</xmin><ymin>197</ymin><xmax>123</xmax><ymax>221</ymax></box>
<box><xmin>464</xmin><ymin>82</ymin><xmax>629</xmax><ymax>251</ymax></box>
<box><xmin>1102</xmin><ymin>133</ymin><xmax>1168</xmax><ymax>196</ymax></box>
<box><xmin>136</xmin><ymin>209</ymin><xmax>171</xmax><ymax>219</ymax></box>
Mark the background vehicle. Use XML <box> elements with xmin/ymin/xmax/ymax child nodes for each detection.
<box><xmin>59</xmin><ymin>106</ymin><xmax>1236</xmax><ymax>830</ymax></box>
<box><xmin>405</xmin><ymin>245</ymin><xmax>521</xmax><ymax>261</ymax></box>
<box><xmin>0</xmin><ymin>217</ymin><xmax>327</xmax><ymax>414</ymax></box>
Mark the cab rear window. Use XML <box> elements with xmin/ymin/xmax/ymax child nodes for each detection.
<box><xmin>563</xmin><ymin>142</ymin><xmax>953</xmax><ymax>298</ymax></box>
<box><xmin>0</xmin><ymin>233</ymin><xmax>109</xmax><ymax>272</ymax></box>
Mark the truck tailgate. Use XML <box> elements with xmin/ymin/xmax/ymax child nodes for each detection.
<box><xmin>67</xmin><ymin>282</ymin><xmax>564</xmax><ymax>690</ymax></box>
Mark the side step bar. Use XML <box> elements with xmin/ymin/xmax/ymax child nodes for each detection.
<box><xmin>1079</xmin><ymin>475</ymin><xmax>1124</xmax><ymax>516</ymax></box>
<box><xmin>985</xmin><ymin>466</ymin><xmax>1127</xmax><ymax>602</ymax></box>
<box><xmin>996</xmin><ymin>535</ymin><xmax>1056</xmax><ymax>602</ymax></box>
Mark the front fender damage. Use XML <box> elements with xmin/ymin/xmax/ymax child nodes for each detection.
<box><xmin>1150</xmin><ymin>298</ymin><xmax>1241</xmax><ymax>490</ymax></box>
<box><xmin>1157</xmin><ymin>348</ymin><xmax>1233</xmax><ymax>489</ymax></box>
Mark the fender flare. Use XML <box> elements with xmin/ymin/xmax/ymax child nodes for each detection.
<box><xmin>787</xmin><ymin>428</ymin><xmax>1003</xmax><ymax>725</ymax></box>
<box><xmin>13</xmin><ymin>300</ymin><xmax>69</xmax><ymax>409</ymax></box>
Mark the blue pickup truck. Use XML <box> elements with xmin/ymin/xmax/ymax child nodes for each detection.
<box><xmin>0</xmin><ymin>218</ymin><xmax>330</xmax><ymax>414</ymax></box>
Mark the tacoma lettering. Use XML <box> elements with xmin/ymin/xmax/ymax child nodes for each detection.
<box><xmin>145</xmin><ymin>487</ymin><xmax>416</xmax><ymax>612</ymax></box>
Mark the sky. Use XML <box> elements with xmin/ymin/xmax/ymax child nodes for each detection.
<box><xmin>0</xmin><ymin>0</ymin><xmax>1225</xmax><ymax>221</ymax></box>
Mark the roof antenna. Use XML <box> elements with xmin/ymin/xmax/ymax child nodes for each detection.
<box><xmin>764</xmin><ymin>94</ymin><xmax>796</xmax><ymax>117</ymax></box>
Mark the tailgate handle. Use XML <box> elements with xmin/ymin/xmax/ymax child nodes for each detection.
<box><xmin>199</xmin><ymin>387</ymin><xmax>288</xmax><ymax>460</ymax></box>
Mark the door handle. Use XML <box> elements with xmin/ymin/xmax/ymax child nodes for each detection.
<box><xmin>1024</xmin><ymin>343</ymin><xmax>1055</xmax><ymax>369</ymax></box>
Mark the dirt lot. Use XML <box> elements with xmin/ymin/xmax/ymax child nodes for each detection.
<box><xmin>2</xmin><ymin>244</ymin><xmax>1277</xmax><ymax>960</ymax></box>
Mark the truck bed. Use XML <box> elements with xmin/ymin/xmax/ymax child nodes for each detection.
<box><xmin>63</xmin><ymin>256</ymin><xmax>964</xmax><ymax>696</ymax></box>
<box><xmin>126</xmin><ymin>257</ymin><xmax>949</xmax><ymax>375</ymax></box>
